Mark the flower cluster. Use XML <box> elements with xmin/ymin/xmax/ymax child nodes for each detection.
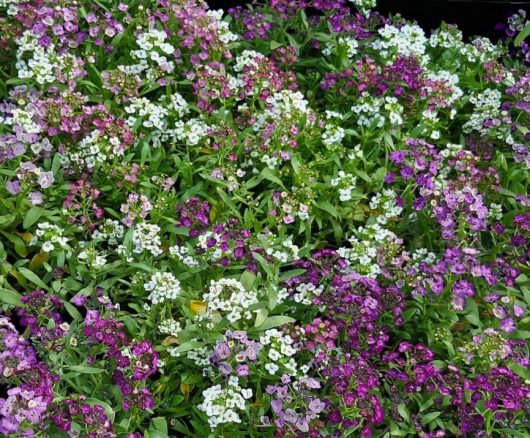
<box><xmin>1</xmin><ymin>0</ymin><xmax>530</xmax><ymax>436</ymax></box>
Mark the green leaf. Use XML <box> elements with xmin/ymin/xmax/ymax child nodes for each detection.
<box><xmin>260</xmin><ymin>168</ymin><xmax>285</xmax><ymax>189</ymax></box>
<box><xmin>216</xmin><ymin>187</ymin><xmax>241</xmax><ymax>218</ymax></box>
<box><xmin>252</xmin><ymin>315</ymin><xmax>295</xmax><ymax>331</ymax></box>
<box><xmin>151</xmin><ymin>417</ymin><xmax>168</xmax><ymax>434</ymax></box>
<box><xmin>315</xmin><ymin>200</ymin><xmax>338</xmax><ymax>218</ymax></box>
<box><xmin>240</xmin><ymin>270</ymin><xmax>256</xmax><ymax>290</ymax></box>
<box><xmin>251</xmin><ymin>252</ymin><xmax>274</xmax><ymax>277</ymax></box>
<box><xmin>278</xmin><ymin>269</ymin><xmax>306</xmax><ymax>281</ymax></box>
<box><xmin>1</xmin><ymin>231</ymin><xmax>27</xmax><ymax>257</ymax></box>
<box><xmin>145</xmin><ymin>430</ymin><xmax>169</xmax><ymax>438</ymax></box>
<box><xmin>254</xmin><ymin>308</ymin><xmax>268</xmax><ymax>327</ymax></box>
<box><xmin>23</xmin><ymin>206</ymin><xmax>44</xmax><ymax>229</ymax></box>
<box><xmin>171</xmin><ymin>341</ymin><xmax>205</xmax><ymax>354</ymax></box>
<box><xmin>63</xmin><ymin>301</ymin><xmax>82</xmax><ymax>321</ymax></box>
<box><xmin>0</xmin><ymin>214</ymin><xmax>16</xmax><ymax>228</ymax></box>
<box><xmin>397</xmin><ymin>403</ymin><xmax>409</xmax><ymax>422</ymax></box>
<box><xmin>18</xmin><ymin>267</ymin><xmax>49</xmax><ymax>291</ymax></box>
<box><xmin>508</xmin><ymin>362</ymin><xmax>530</xmax><ymax>380</ymax></box>
<box><xmin>0</xmin><ymin>287</ymin><xmax>22</xmax><ymax>306</ymax></box>
<box><xmin>515</xmin><ymin>22</ymin><xmax>530</xmax><ymax>47</ymax></box>
<box><xmin>68</xmin><ymin>365</ymin><xmax>106</xmax><ymax>374</ymax></box>
<box><xmin>421</xmin><ymin>412</ymin><xmax>441</xmax><ymax>425</ymax></box>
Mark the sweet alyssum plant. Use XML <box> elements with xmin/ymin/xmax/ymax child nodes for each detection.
<box><xmin>0</xmin><ymin>0</ymin><xmax>530</xmax><ymax>437</ymax></box>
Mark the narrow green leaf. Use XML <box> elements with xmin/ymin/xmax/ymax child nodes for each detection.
<box><xmin>316</xmin><ymin>200</ymin><xmax>338</xmax><ymax>218</ymax></box>
<box><xmin>152</xmin><ymin>417</ymin><xmax>168</xmax><ymax>434</ymax></box>
<box><xmin>171</xmin><ymin>341</ymin><xmax>205</xmax><ymax>354</ymax></box>
<box><xmin>0</xmin><ymin>287</ymin><xmax>22</xmax><ymax>306</ymax></box>
<box><xmin>278</xmin><ymin>269</ymin><xmax>306</xmax><ymax>282</ymax></box>
<box><xmin>23</xmin><ymin>206</ymin><xmax>44</xmax><ymax>229</ymax></box>
<box><xmin>397</xmin><ymin>403</ymin><xmax>409</xmax><ymax>422</ymax></box>
<box><xmin>240</xmin><ymin>270</ymin><xmax>256</xmax><ymax>290</ymax></box>
<box><xmin>252</xmin><ymin>315</ymin><xmax>295</xmax><ymax>331</ymax></box>
<box><xmin>515</xmin><ymin>22</ymin><xmax>530</xmax><ymax>46</ymax></box>
<box><xmin>68</xmin><ymin>365</ymin><xmax>106</xmax><ymax>374</ymax></box>
<box><xmin>421</xmin><ymin>411</ymin><xmax>441</xmax><ymax>425</ymax></box>
<box><xmin>18</xmin><ymin>267</ymin><xmax>49</xmax><ymax>291</ymax></box>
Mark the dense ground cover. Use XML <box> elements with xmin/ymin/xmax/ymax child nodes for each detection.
<box><xmin>1</xmin><ymin>0</ymin><xmax>530</xmax><ymax>436</ymax></box>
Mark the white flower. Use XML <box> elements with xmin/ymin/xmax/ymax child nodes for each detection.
<box><xmin>265</xmin><ymin>363</ymin><xmax>279</xmax><ymax>375</ymax></box>
<box><xmin>144</xmin><ymin>272</ymin><xmax>181</xmax><ymax>305</ymax></box>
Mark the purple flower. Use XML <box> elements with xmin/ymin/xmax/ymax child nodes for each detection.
<box><xmin>5</xmin><ymin>180</ymin><xmax>20</xmax><ymax>195</ymax></box>
<box><xmin>308</xmin><ymin>398</ymin><xmax>325</xmax><ymax>414</ymax></box>
<box><xmin>37</xmin><ymin>171</ymin><xmax>55</xmax><ymax>189</ymax></box>
<box><xmin>284</xmin><ymin>408</ymin><xmax>298</xmax><ymax>423</ymax></box>
<box><xmin>28</xmin><ymin>192</ymin><xmax>43</xmax><ymax>205</ymax></box>
<box><xmin>499</xmin><ymin>318</ymin><xmax>516</xmax><ymax>333</ymax></box>
<box><xmin>84</xmin><ymin>310</ymin><xmax>100</xmax><ymax>325</ymax></box>
<box><xmin>219</xmin><ymin>362</ymin><xmax>232</xmax><ymax>375</ymax></box>
<box><xmin>236</xmin><ymin>364</ymin><xmax>249</xmax><ymax>377</ymax></box>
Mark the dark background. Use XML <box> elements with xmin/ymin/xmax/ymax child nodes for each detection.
<box><xmin>206</xmin><ymin>0</ymin><xmax>530</xmax><ymax>40</ymax></box>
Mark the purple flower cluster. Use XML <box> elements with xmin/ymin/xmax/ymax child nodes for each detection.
<box><xmin>175</xmin><ymin>197</ymin><xmax>211</xmax><ymax>236</ymax></box>
<box><xmin>53</xmin><ymin>396</ymin><xmax>115</xmax><ymax>438</ymax></box>
<box><xmin>0</xmin><ymin>316</ymin><xmax>57</xmax><ymax>436</ymax></box>
<box><xmin>264</xmin><ymin>374</ymin><xmax>325</xmax><ymax>437</ymax></box>
<box><xmin>210</xmin><ymin>330</ymin><xmax>262</xmax><ymax>378</ymax></box>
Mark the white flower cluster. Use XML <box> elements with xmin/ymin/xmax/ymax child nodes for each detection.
<box><xmin>133</xmin><ymin>222</ymin><xmax>162</xmax><ymax>257</ymax></box>
<box><xmin>292</xmin><ymin>282</ymin><xmax>324</xmax><ymax>305</ymax></box>
<box><xmin>168</xmin><ymin>92</ymin><xmax>190</xmax><ymax>118</ymax></box>
<box><xmin>376</xmin><ymin>24</ymin><xmax>428</xmax><ymax>63</ymax></box>
<box><xmin>463</xmin><ymin>89</ymin><xmax>502</xmax><ymax>135</ymax></box>
<box><xmin>488</xmin><ymin>203</ymin><xmax>503</xmax><ymax>221</ymax></box>
<box><xmin>144</xmin><ymin>272</ymin><xmax>181</xmax><ymax>305</ymax></box>
<box><xmin>64</xmin><ymin>130</ymin><xmax>124</xmax><ymax>169</ymax></box>
<box><xmin>92</xmin><ymin>219</ymin><xmax>125</xmax><ymax>246</ymax></box>
<box><xmin>261</xmin><ymin>154</ymin><xmax>280</xmax><ymax>169</ymax></box>
<box><xmin>411</xmin><ymin>248</ymin><xmax>437</xmax><ymax>267</ymax></box>
<box><xmin>169</xmin><ymin>244</ymin><xmax>199</xmax><ymax>267</ymax></box>
<box><xmin>31</xmin><ymin>222</ymin><xmax>68</xmax><ymax>252</ymax></box>
<box><xmin>331</xmin><ymin>171</ymin><xmax>357</xmax><ymax>202</ymax></box>
<box><xmin>254</xmin><ymin>90</ymin><xmax>310</xmax><ymax>131</ymax></box>
<box><xmin>233</xmin><ymin>50</ymin><xmax>264</xmax><ymax>73</ymax></box>
<box><xmin>322</xmin><ymin>36</ymin><xmax>359</xmax><ymax>59</ymax></box>
<box><xmin>9</xmin><ymin>108</ymin><xmax>41</xmax><ymax>134</ymax></box>
<box><xmin>429</xmin><ymin>27</ymin><xmax>464</xmax><ymax>49</ymax></box>
<box><xmin>129</xmin><ymin>28</ymin><xmax>175</xmax><ymax>80</ymax></box>
<box><xmin>384</xmin><ymin>96</ymin><xmax>404</xmax><ymax>125</ymax></box>
<box><xmin>263</xmin><ymin>236</ymin><xmax>300</xmax><ymax>263</ymax></box>
<box><xmin>158</xmin><ymin>318</ymin><xmax>182</xmax><ymax>337</ymax></box>
<box><xmin>260</xmin><ymin>329</ymin><xmax>298</xmax><ymax>375</ymax></box>
<box><xmin>466</xmin><ymin>37</ymin><xmax>503</xmax><ymax>63</ymax></box>
<box><xmin>207</xmin><ymin>10</ymin><xmax>238</xmax><ymax>44</ymax></box>
<box><xmin>351</xmin><ymin>95</ymin><xmax>385</xmax><ymax>127</ymax></box>
<box><xmin>168</xmin><ymin>339</ymin><xmax>211</xmax><ymax>369</ymax></box>
<box><xmin>349</xmin><ymin>0</ymin><xmax>377</xmax><ymax>16</ymax></box>
<box><xmin>174</xmin><ymin>118</ymin><xmax>210</xmax><ymax>146</ymax></box>
<box><xmin>77</xmin><ymin>246</ymin><xmax>108</xmax><ymax>270</ymax></box>
<box><xmin>125</xmin><ymin>97</ymin><xmax>168</xmax><ymax>131</ymax></box>
<box><xmin>15</xmin><ymin>32</ymin><xmax>58</xmax><ymax>84</ymax></box>
<box><xmin>0</xmin><ymin>0</ymin><xmax>20</xmax><ymax>7</ymax></box>
<box><xmin>338</xmin><ymin>224</ymin><xmax>398</xmax><ymax>278</ymax></box>
<box><xmin>198</xmin><ymin>278</ymin><xmax>258</xmax><ymax>327</ymax></box>
<box><xmin>322</xmin><ymin>124</ymin><xmax>345</xmax><ymax>147</ymax></box>
<box><xmin>198</xmin><ymin>377</ymin><xmax>253</xmax><ymax>429</ymax></box>
<box><xmin>369</xmin><ymin>189</ymin><xmax>403</xmax><ymax>224</ymax></box>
